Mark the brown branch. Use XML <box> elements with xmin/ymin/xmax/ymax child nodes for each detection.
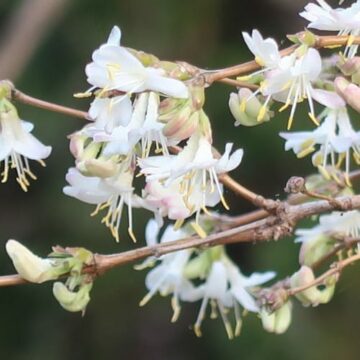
<box><xmin>288</xmin><ymin>252</ymin><xmax>360</xmax><ymax>297</ymax></box>
<box><xmin>202</xmin><ymin>34</ymin><xmax>360</xmax><ymax>84</ymax></box>
<box><xmin>12</xmin><ymin>87</ymin><xmax>89</xmax><ymax>120</ymax></box>
<box><xmin>1</xmin><ymin>193</ymin><xmax>360</xmax><ymax>288</ymax></box>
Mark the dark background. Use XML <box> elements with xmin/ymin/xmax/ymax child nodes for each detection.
<box><xmin>0</xmin><ymin>0</ymin><xmax>359</xmax><ymax>359</ymax></box>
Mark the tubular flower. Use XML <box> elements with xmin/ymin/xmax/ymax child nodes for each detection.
<box><xmin>0</xmin><ymin>101</ymin><xmax>52</xmax><ymax>191</ymax></box>
<box><xmin>242</xmin><ymin>31</ymin><xmax>345</xmax><ymax>128</ymax></box>
<box><xmin>138</xmin><ymin>132</ymin><xmax>243</xmax><ymax>232</ymax></box>
<box><xmin>300</xmin><ymin>0</ymin><xmax>360</xmax><ymax>57</ymax></box>
<box><xmin>63</xmin><ymin>167</ymin><xmax>140</xmax><ymax>242</ymax></box>
<box><xmin>185</xmin><ymin>259</ymin><xmax>275</xmax><ymax>339</ymax></box>
<box><xmin>280</xmin><ymin>108</ymin><xmax>360</xmax><ymax>183</ymax></box>
<box><xmin>85</xmin><ymin>26</ymin><xmax>189</xmax><ymax>98</ymax></box>
<box><xmin>139</xmin><ymin>220</ymin><xmax>197</xmax><ymax>322</ymax></box>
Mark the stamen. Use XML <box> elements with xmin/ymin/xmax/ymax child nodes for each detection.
<box><xmin>191</xmin><ymin>222</ymin><xmax>207</xmax><ymax>239</ymax></box>
<box><xmin>218</xmin><ymin>302</ymin><xmax>234</xmax><ymax>340</ymax></box>
<box><xmin>174</xmin><ymin>219</ymin><xmax>184</xmax><ymax>230</ymax></box>
<box><xmin>171</xmin><ymin>296</ymin><xmax>181</xmax><ymax>323</ymax></box>
<box><xmin>308</xmin><ymin>112</ymin><xmax>319</xmax><ymax>126</ymax></box>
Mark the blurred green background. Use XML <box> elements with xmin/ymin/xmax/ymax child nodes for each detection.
<box><xmin>0</xmin><ymin>0</ymin><xmax>359</xmax><ymax>359</ymax></box>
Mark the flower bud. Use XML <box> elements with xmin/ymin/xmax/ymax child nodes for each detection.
<box><xmin>290</xmin><ymin>266</ymin><xmax>335</xmax><ymax>307</ymax></box>
<box><xmin>69</xmin><ymin>132</ymin><xmax>88</xmax><ymax>159</ymax></box>
<box><xmin>163</xmin><ymin>108</ymin><xmax>199</xmax><ymax>143</ymax></box>
<box><xmin>0</xmin><ymin>80</ymin><xmax>13</xmax><ymax>100</ymax></box>
<box><xmin>299</xmin><ymin>234</ymin><xmax>336</xmax><ymax>267</ymax></box>
<box><xmin>127</xmin><ymin>49</ymin><xmax>159</xmax><ymax>67</ymax></box>
<box><xmin>184</xmin><ymin>251</ymin><xmax>211</xmax><ymax>279</ymax></box>
<box><xmin>335</xmin><ymin>76</ymin><xmax>360</xmax><ymax>113</ymax></box>
<box><xmin>229</xmin><ymin>88</ymin><xmax>272</xmax><ymax>127</ymax></box>
<box><xmin>6</xmin><ymin>240</ymin><xmax>59</xmax><ymax>283</ymax></box>
<box><xmin>338</xmin><ymin>57</ymin><xmax>360</xmax><ymax>85</ymax></box>
<box><xmin>53</xmin><ymin>282</ymin><xmax>92</xmax><ymax>313</ymax></box>
<box><xmin>260</xmin><ymin>301</ymin><xmax>292</xmax><ymax>334</ymax></box>
<box><xmin>77</xmin><ymin>158</ymin><xmax>119</xmax><ymax>178</ymax></box>
<box><xmin>198</xmin><ymin>110</ymin><xmax>212</xmax><ymax>142</ymax></box>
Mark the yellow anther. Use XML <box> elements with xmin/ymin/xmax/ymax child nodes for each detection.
<box><xmin>287</xmin><ymin>116</ymin><xmax>294</xmax><ymax>130</ymax></box>
<box><xmin>139</xmin><ymin>293</ymin><xmax>152</xmax><ymax>307</ymax></box>
<box><xmin>201</xmin><ymin>205</ymin><xmax>212</xmax><ymax>216</ymax></box>
<box><xmin>318</xmin><ymin>165</ymin><xmax>331</xmax><ymax>180</ymax></box>
<box><xmin>190</xmin><ymin>222</ymin><xmax>207</xmax><ymax>239</ymax></box>
<box><xmin>194</xmin><ymin>324</ymin><xmax>202</xmax><ymax>338</ymax></box>
<box><xmin>240</xmin><ymin>99</ymin><xmax>247</xmax><ymax>113</ymax></box>
<box><xmin>279</xmin><ymin>102</ymin><xmax>290</xmax><ymax>113</ymax></box>
<box><xmin>73</xmin><ymin>92</ymin><xmax>92</xmax><ymax>98</ymax></box>
<box><xmin>297</xmin><ymin>146</ymin><xmax>315</xmax><ymax>159</ymax></box>
<box><xmin>38</xmin><ymin>159</ymin><xmax>46</xmax><ymax>167</ymax></box>
<box><xmin>128</xmin><ymin>227</ymin><xmax>137</xmax><ymax>243</ymax></box>
<box><xmin>336</xmin><ymin>153</ymin><xmax>345</xmax><ymax>168</ymax></box>
<box><xmin>257</xmin><ymin>105</ymin><xmax>267</xmax><ymax>122</ymax></box>
<box><xmin>220</xmin><ymin>195</ymin><xmax>230</xmax><ymax>211</ymax></box>
<box><xmin>171</xmin><ymin>297</ymin><xmax>181</xmax><ymax>323</ymax></box>
<box><xmin>255</xmin><ymin>56</ymin><xmax>265</xmax><ymax>67</ymax></box>
<box><xmin>174</xmin><ymin>219</ymin><xmax>184</xmax><ymax>230</ymax></box>
<box><xmin>308</xmin><ymin>112</ymin><xmax>319</xmax><ymax>126</ymax></box>
<box><xmin>347</xmin><ymin>34</ymin><xmax>355</xmax><ymax>47</ymax></box>
<box><xmin>236</xmin><ymin>75</ymin><xmax>252</xmax><ymax>82</ymax></box>
<box><xmin>16</xmin><ymin>177</ymin><xmax>28</xmax><ymax>192</ymax></box>
<box><xmin>25</xmin><ymin>168</ymin><xmax>37</xmax><ymax>180</ymax></box>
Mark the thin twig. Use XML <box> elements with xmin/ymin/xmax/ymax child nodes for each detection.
<box><xmin>1</xmin><ymin>193</ymin><xmax>360</xmax><ymax>288</ymax></box>
<box><xmin>12</xmin><ymin>87</ymin><xmax>89</xmax><ymax>120</ymax></box>
<box><xmin>288</xmin><ymin>252</ymin><xmax>360</xmax><ymax>297</ymax></box>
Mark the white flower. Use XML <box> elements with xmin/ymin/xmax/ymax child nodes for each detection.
<box><xmin>242</xmin><ymin>31</ymin><xmax>344</xmax><ymax>128</ymax></box>
<box><xmin>88</xmin><ymin>94</ymin><xmax>133</xmax><ymax>132</ymax></box>
<box><xmin>319</xmin><ymin>210</ymin><xmax>360</xmax><ymax>238</ymax></box>
<box><xmin>261</xmin><ymin>48</ymin><xmax>345</xmax><ymax>129</ymax></box>
<box><xmin>296</xmin><ymin>210</ymin><xmax>360</xmax><ymax>241</ymax></box>
<box><xmin>92</xmin><ymin>92</ymin><xmax>167</xmax><ymax>158</ymax></box>
<box><xmin>6</xmin><ymin>240</ymin><xmax>57</xmax><ymax>283</ymax></box>
<box><xmin>243</xmin><ymin>29</ymin><xmax>281</xmax><ymax>68</ymax></box>
<box><xmin>280</xmin><ymin>110</ymin><xmax>337</xmax><ymax>159</ymax></box>
<box><xmin>300</xmin><ymin>0</ymin><xmax>360</xmax><ymax>57</ymax></box>
<box><xmin>187</xmin><ymin>259</ymin><xmax>275</xmax><ymax>338</ymax></box>
<box><xmin>139</xmin><ymin>220</ymin><xmax>196</xmax><ymax>322</ymax></box>
<box><xmin>139</xmin><ymin>133</ymin><xmax>243</xmax><ymax>227</ymax></box>
<box><xmin>330</xmin><ymin>108</ymin><xmax>360</xmax><ymax>176</ymax></box>
<box><xmin>86</xmin><ymin>26</ymin><xmax>189</xmax><ymax>98</ymax></box>
<box><xmin>0</xmin><ymin>107</ymin><xmax>51</xmax><ymax>191</ymax></box>
<box><xmin>63</xmin><ymin>167</ymin><xmax>139</xmax><ymax>242</ymax></box>
<box><xmin>281</xmin><ymin>108</ymin><xmax>359</xmax><ymax>182</ymax></box>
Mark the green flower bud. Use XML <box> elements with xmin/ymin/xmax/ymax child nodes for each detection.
<box><xmin>53</xmin><ymin>282</ymin><xmax>92</xmax><ymax>313</ymax></box>
<box><xmin>335</xmin><ymin>76</ymin><xmax>360</xmax><ymax>113</ymax></box>
<box><xmin>290</xmin><ymin>266</ymin><xmax>335</xmax><ymax>307</ymax></box>
<box><xmin>184</xmin><ymin>251</ymin><xmax>212</xmax><ymax>279</ymax></box>
<box><xmin>260</xmin><ymin>301</ymin><xmax>292</xmax><ymax>334</ymax></box>
<box><xmin>229</xmin><ymin>88</ymin><xmax>272</xmax><ymax>127</ymax></box>
<box><xmin>163</xmin><ymin>109</ymin><xmax>199</xmax><ymax>142</ymax></box>
<box><xmin>79</xmin><ymin>158</ymin><xmax>119</xmax><ymax>178</ymax></box>
<box><xmin>6</xmin><ymin>240</ymin><xmax>65</xmax><ymax>283</ymax></box>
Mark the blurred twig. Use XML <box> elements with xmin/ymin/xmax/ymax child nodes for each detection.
<box><xmin>0</xmin><ymin>0</ymin><xmax>70</xmax><ymax>79</ymax></box>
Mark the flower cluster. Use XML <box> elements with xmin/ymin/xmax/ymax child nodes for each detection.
<box><xmin>0</xmin><ymin>84</ymin><xmax>51</xmax><ymax>191</ymax></box>
<box><xmin>280</xmin><ymin>108</ymin><xmax>360</xmax><ymax>184</ymax></box>
<box><xmin>1</xmin><ymin>0</ymin><xmax>360</xmax><ymax>343</ymax></box>
<box><xmin>63</xmin><ymin>26</ymin><xmax>243</xmax><ymax>242</ymax></box>
<box><xmin>139</xmin><ymin>220</ymin><xmax>276</xmax><ymax>338</ymax></box>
